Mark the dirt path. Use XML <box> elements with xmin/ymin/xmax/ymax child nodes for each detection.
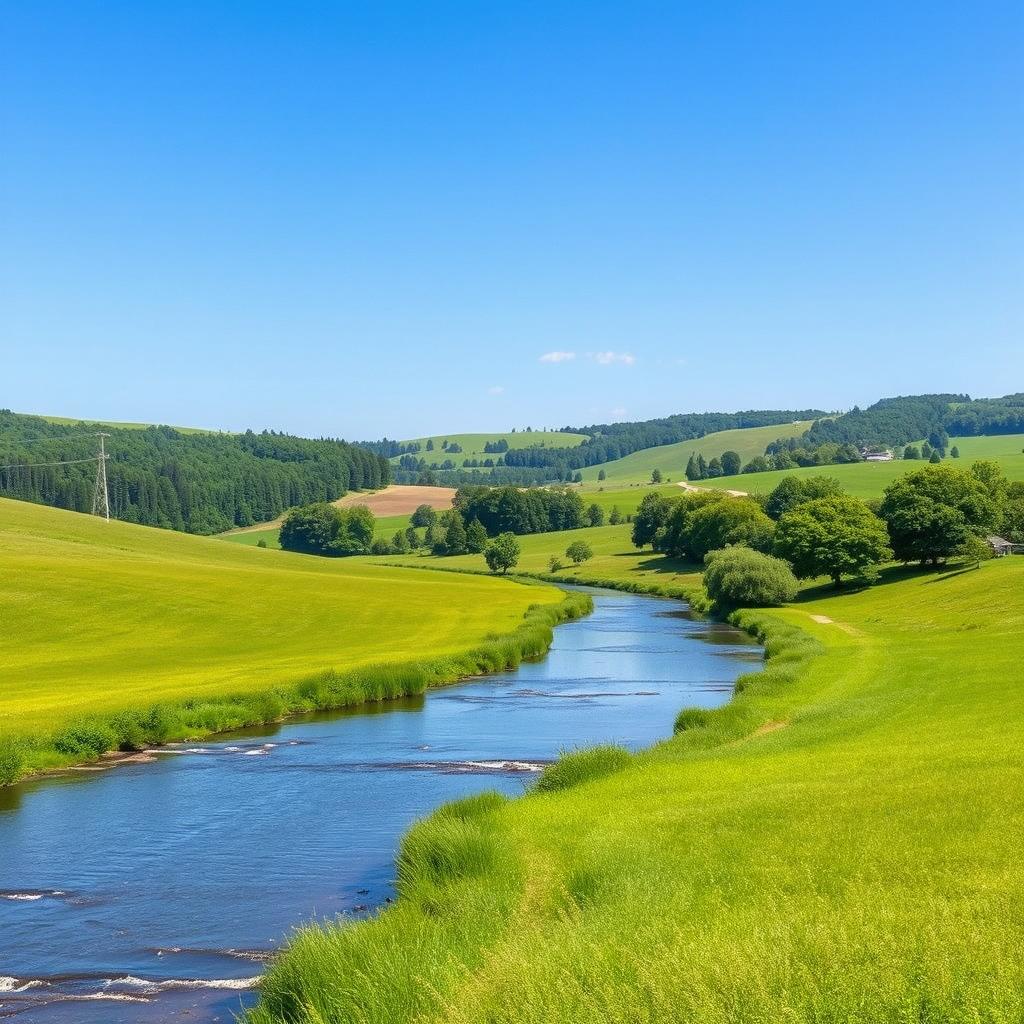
<box><xmin>676</xmin><ymin>480</ymin><xmax>749</xmax><ymax>498</ymax></box>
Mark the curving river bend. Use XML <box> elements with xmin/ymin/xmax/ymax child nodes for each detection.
<box><xmin>0</xmin><ymin>587</ymin><xmax>760</xmax><ymax>1022</ymax></box>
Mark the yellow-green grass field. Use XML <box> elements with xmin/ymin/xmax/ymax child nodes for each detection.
<box><xmin>579</xmin><ymin>420</ymin><xmax>813</xmax><ymax>486</ymax></box>
<box><xmin>0</xmin><ymin>498</ymin><xmax>574</xmax><ymax>780</ymax></box>
<box><xmin>579</xmin><ymin>432</ymin><xmax>1024</xmax><ymax>512</ymax></box>
<box><xmin>380</xmin><ymin>523</ymin><xmax>700</xmax><ymax>591</ymax></box>
<box><xmin>252</xmin><ymin>541</ymin><xmax>1024</xmax><ymax>1023</ymax></box>
<box><xmin>221</xmin><ymin>512</ymin><xmax>412</xmax><ymax>550</ymax></box>
<box><xmin>33</xmin><ymin>413</ymin><xmax>217</xmax><ymax>434</ymax></box>
<box><xmin>391</xmin><ymin>430</ymin><xmax>588</xmax><ymax>463</ymax></box>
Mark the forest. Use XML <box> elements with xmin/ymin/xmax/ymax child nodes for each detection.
<box><xmin>0</xmin><ymin>410</ymin><xmax>389</xmax><ymax>534</ymax></box>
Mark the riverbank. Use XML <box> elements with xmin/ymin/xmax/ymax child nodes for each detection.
<box><xmin>0</xmin><ymin>498</ymin><xmax>588</xmax><ymax>785</ymax></box>
<box><xmin>249</xmin><ymin>556</ymin><xmax>1024</xmax><ymax>1023</ymax></box>
<box><xmin>0</xmin><ymin>586</ymin><xmax>750</xmax><ymax>1023</ymax></box>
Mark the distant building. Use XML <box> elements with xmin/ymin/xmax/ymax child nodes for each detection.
<box><xmin>860</xmin><ymin>447</ymin><xmax>894</xmax><ymax>462</ymax></box>
<box><xmin>986</xmin><ymin>536</ymin><xmax>1014</xmax><ymax>557</ymax></box>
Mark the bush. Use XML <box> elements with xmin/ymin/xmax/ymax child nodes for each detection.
<box><xmin>565</xmin><ymin>540</ymin><xmax>593</xmax><ymax>565</ymax></box>
<box><xmin>549</xmin><ymin>556</ymin><xmax>564</xmax><ymax>572</ymax></box>
<box><xmin>703</xmin><ymin>547</ymin><xmax>798</xmax><ymax>608</ymax></box>
<box><xmin>256</xmin><ymin>538</ymin><xmax>268</xmax><ymax>548</ymax></box>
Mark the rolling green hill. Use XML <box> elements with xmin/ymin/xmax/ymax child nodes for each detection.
<box><xmin>251</xmin><ymin>535</ymin><xmax>1024</xmax><ymax>1024</ymax></box>
<box><xmin>0</xmin><ymin>498</ymin><xmax>570</xmax><ymax>780</ymax></box>
<box><xmin>580</xmin><ymin>421</ymin><xmax>813</xmax><ymax>486</ymax></box>
<box><xmin>35</xmin><ymin>413</ymin><xmax>217</xmax><ymax>434</ymax></box>
<box><xmin>690</xmin><ymin>432</ymin><xmax>1024</xmax><ymax>499</ymax></box>
<box><xmin>392</xmin><ymin>430</ymin><xmax>589</xmax><ymax>462</ymax></box>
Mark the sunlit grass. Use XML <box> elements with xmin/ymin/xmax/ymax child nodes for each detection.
<box><xmin>250</xmin><ymin>554</ymin><xmax>1024</xmax><ymax>1024</ymax></box>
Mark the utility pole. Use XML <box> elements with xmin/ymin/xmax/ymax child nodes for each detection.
<box><xmin>92</xmin><ymin>432</ymin><xmax>111</xmax><ymax>521</ymax></box>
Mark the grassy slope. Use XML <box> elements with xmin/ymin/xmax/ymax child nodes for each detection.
<box><xmin>580</xmin><ymin>421</ymin><xmax>813</xmax><ymax>486</ymax></box>
<box><xmin>392</xmin><ymin>430</ymin><xmax>588</xmax><ymax>463</ymax></box>
<box><xmin>0</xmin><ymin>498</ymin><xmax>563</xmax><ymax>742</ymax></box>
<box><xmin>252</xmin><ymin>537</ymin><xmax>1024</xmax><ymax>1023</ymax></box>
<box><xmin>381</xmin><ymin>523</ymin><xmax>700</xmax><ymax>589</ymax></box>
<box><xmin>691</xmin><ymin>432</ymin><xmax>1024</xmax><ymax>499</ymax></box>
<box><xmin>221</xmin><ymin>512</ymin><xmax>412</xmax><ymax>550</ymax></box>
<box><xmin>35</xmin><ymin>413</ymin><xmax>216</xmax><ymax>434</ymax></box>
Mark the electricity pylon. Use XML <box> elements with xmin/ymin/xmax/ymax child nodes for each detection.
<box><xmin>91</xmin><ymin>432</ymin><xmax>111</xmax><ymax>521</ymax></box>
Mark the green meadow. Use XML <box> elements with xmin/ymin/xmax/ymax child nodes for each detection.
<box><xmin>391</xmin><ymin>430</ymin><xmax>588</xmax><ymax>462</ymax></box>
<box><xmin>382</xmin><ymin>522</ymin><xmax>700</xmax><ymax>591</ymax></box>
<box><xmin>580</xmin><ymin>420</ymin><xmax>814</xmax><ymax>486</ymax></box>
<box><xmin>35</xmin><ymin>413</ymin><xmax>216</xmax><ymax>434</ymax></box>
<box><xmin>688</xmin><ymin>432</ymin><xmax>1024</xmax><ymax>499</ymax></box>
<box><xmin>222</xmin><ymin>512</ymin><xmax>413</xmax><ymax>550</ymax></box>
<box><xmin>0</xmin><ymin>498</ymin><xmax>573</xmax><ymax>780</ymax></box>
<box><xmin>251</xmin><ymin>540</ymin><xmax>1024</xmax><ymax>1024</ymax></box>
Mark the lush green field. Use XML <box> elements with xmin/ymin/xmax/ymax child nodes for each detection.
<box><xmin>687</xmin><ymin>432</ymin><xmax>1024</xmax><ymax>499</ymax></box>
<box><xmin>222</xmin><ymin>512</ymin><xmax>413</xmax><ymax>550</ymax></box>
<box><xmin>580</xmin><ymin>421</ymin><xmax>813</xmax><ymax>486</ymax></box>
<box><xmin>380</xmin><ymin>523</ymin><xmax>700</xmax><ymax>589</ymax></box>
<box><xmin>34</xmin><ymin>412</ymin><xmax>216</xmax><ymax>434</ymax></box>
<box><xmin>252</xmin><ymin>538</ymin><xmax>1024</xmax><ymax>1023</ymax></box>
<box><xmin>0</xmin><ymin>498</ymin><xmax>569</xmax><ymax>776</ymax></box>
<box><xmin>392</xmin><ymin>430</ymin><xmax>588</xmax><ymax>462</ymax></box>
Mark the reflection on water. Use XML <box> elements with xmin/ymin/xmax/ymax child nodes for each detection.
<box><xmin>0</xmin><ymin>589</ymin><xmax>759</xmax><ymax>1023</ymax></box>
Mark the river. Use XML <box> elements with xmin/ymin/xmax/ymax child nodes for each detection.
<box><xmin>0</xmin><ymin>588</ymin><xmax>760</xmax><ymax>1022</ymax></box>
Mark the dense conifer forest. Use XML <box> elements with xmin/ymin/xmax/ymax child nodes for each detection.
<box><xmin>0</xmin><ymin>411</ymin><xmax>389</xmax><ymax>533</ymax></box>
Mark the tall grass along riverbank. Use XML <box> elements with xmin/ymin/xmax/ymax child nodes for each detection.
<box><xmin>0</xmin><ymin>498</ymin><xmax>587</xmax><ymax>784</ymax></box>
<box><xmin>249</xmin><ymin>555</ymin><xmax>1024</xmax><ymax>1024</ymax></box>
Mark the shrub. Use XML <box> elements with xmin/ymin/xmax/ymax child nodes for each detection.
<box><xmin>549</xmin><ymin>556</ymin><xmax>564</xmax><ymax>572</ymax></box>
<box><xmin>256</xmin><ymin>539</ymin><xmax>268</xmax><ymax>548</ymax></box>
<box><xmin>703</xmin><ymin>547</ymin><xmax>798</xmax><ymax>608</ymax></box>
<box><xmin>565</xmin><ymin>540</ymin><xmax>593</xmax><ymax>565</ymax></box>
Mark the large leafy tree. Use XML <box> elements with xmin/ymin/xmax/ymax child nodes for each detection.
<box><xmin>686</xmin><ymin>499</ymin><xmax>775</xmax><ymax>561</ymax></box>
<box><xmin>879</xmin><ymin>465</ymin><xmax>1000</xmax><ymax>566</ymax></box>
<box><xmin>484</xmin><ymin>533</ymin><xmax>520</xmax><ymax>574</ymax></box>
<box><xmin>774</xmin><ymin>496</ymin><xmax>891</xmax><ymax>585</ymax></box>
<box><xmin>765</xmin><ymin>475</ymin><xmax>843</xmax><ymax>520</ymax></box>
<box><xmin>720</xmin><ymin>450</ymin><xmax>742</xmax><ymax>476</ymax></box>
<box><xmin>631</xmin><ymin>492</ymin><xmax>675</xmax><ymax>549</ymax></box>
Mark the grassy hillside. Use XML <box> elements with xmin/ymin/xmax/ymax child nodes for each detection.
<box><xmin>381</xmin><ymin>523</ymin><xmax>700</xmax><ymax>589</ymax></box>
<box><xmin>223</xmin><ymin>512</ymin><xmax>413</xmax><ymax>550</ymax></box>
<box><xmin>0</xmin><ymin>498</ymin><xmax>571</xmax><ymax>778</ymax></box>
<box><xmin>579</xmin><ymin>421</ymin><xmax>813</xmax><ymax>486</ymax></box>
<box><xmin>393</xmin><ymin>430</ymin><xmax>588</xmax><ymax>462</ymax></box>
<box><xmin>251</xmin><ymin>547</ymin><xmax>1024</xmax><ymax>1023</ymax></box>
<box><xmin>692</xmin><ymin>432</ymin><xmax>1024</xmax><ymax>499</ymax></box>
<box><xmin>35</xmin><ymin>413</ymin><xmax>216</xmax><ymax>434</ymax></box>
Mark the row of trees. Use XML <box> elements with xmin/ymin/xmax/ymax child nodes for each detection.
<box><xmin>452</xmin><ymin>486</ymin><xmax>590</xmax><ymax>536</ymax></box>
<box><xmin>0</xmin><ymin>411</ymin><xmax>390</xmax><ymax>535</ymax></box>
<box><xmin>279</xmin><ymin>503</ymin><xmax>376</xmax><ymax>556</ymax></box>
<box><xmin>635</xmin><ymin>462</ymin><xmax>1022</xmax><ymax>590</ymax></box>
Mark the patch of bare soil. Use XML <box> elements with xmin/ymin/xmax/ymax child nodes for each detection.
<box><xmin>336</xmin><ymin>485</ymin><xmax>456</xmax><ymax>516</ymax></box>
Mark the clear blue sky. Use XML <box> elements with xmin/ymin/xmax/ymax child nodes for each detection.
<box><xmin>2</xmin><ymin>2</ymin><xmax>1022</xmax><ymax>439</ymax></box>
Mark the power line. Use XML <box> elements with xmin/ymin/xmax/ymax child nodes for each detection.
<box><xmin>0</xmin><ymin>456</ymin><xmax>100</xmax><ymax>470</ymax></box>
<box><xmin>0</xmin><ymin>433</ymin><xmax>112</xmax><ymax>522</ymax></box>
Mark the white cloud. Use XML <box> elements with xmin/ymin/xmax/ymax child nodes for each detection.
<box><xmin>589</xmin><ymin>351</ymin><xmax>636</xmax><ymax>366</ymax></box>
<box><xmin>487</xmin><ymin>385</ymin><xmax>505</xmax><ymax>395</ymax></box>
<box><xmin>610</xmin><ymin>407</ymin><xmax>627</xmax><ymax>419</ymax></box>
<box><xmin>539</xmin><ymin>351</ymin><xmax>576</xmax><ymax>363</ymax></box>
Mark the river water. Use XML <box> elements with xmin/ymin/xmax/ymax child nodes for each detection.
<box><xmin>0</xmin><ymin>588</ymin><xmax>760</xmax><ymax>1022</ymax></box>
